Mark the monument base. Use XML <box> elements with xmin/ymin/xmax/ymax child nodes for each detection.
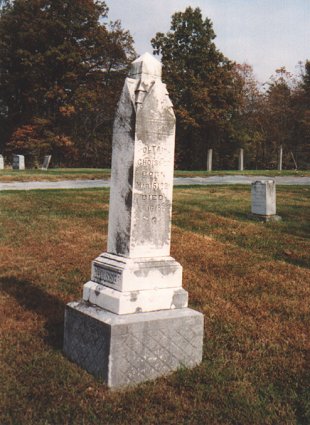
<box><xmin>83</xmin><ymin>281</ymin><xmax>188</xmax><ymax>314</ymax></box>
<box><xmin>249</xmin><ymin>213</ymin><xmax>282</xmax><ymax>222</ymax></box>
<box><xmin>63</xmin><ymin>301</ymin><xmax>204</xmax><ymax>388</ymax></box>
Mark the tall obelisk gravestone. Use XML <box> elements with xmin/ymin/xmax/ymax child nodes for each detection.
<box><xmin>63</xmin><ymin>53</ymin><xmax>204</xmax><ymax>388</ymax></box>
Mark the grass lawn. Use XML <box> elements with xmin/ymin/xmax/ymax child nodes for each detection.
<box><xmin>0</xmin><ymin>168</ymin><xmax>111</xmax><ymax>182</ymax></box>
<box><xmin>0</xmin><ymin>168</ymin><xmax>309</xmax><ymax>182</ymax></box>
<box><xmin>0</xmin><ymin>186</ymin><xmax>309</xmax><ymax>424</ymax></box>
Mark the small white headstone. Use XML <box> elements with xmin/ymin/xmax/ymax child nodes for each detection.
<box><xmin>251</xmin><ymin>180</ymin><xmax>276</xmax><ymax>216</ymax></box>
<box><xmin>12</xmin><ymin>154</ymin><xmax>25</xmax><ymax>170</ymax></box>
<box><xmin>0</xmin><ymin>155</ymin><xmax>4</xmax><ymax>170</ymax></box>
<box><xmin>41</xmin><ymin>155</ymin><xmax>51</xmax><ymax>170</ymax></box>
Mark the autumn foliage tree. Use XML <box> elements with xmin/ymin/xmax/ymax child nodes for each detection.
<box><xmin>0</xmin><ymin>0</ymin><xmax>135</xmax><ymax>166</ymax></box>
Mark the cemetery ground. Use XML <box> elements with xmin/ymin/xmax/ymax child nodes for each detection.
<box><xmin>0</xmin><ymin>186</ymin><xmax>309</xmax><ymax>425</ymax></box>
<box><xmin>0</xmin><ymin>168</ymin><xmax>309</xmax><ymax>183</ymax></box>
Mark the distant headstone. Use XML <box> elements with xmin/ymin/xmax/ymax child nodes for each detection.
<box><xmin>41</xmin><ymin>155</ymin><xmax>51</xmax><ymax>170</ymax></box>
<box><xmin>12</xmin><ymin>155</ymin><xmax>25</xmax><ymax>170</ymax></box>
<box><xmin>63</xmin><ymin>53</ymin><xmax>204</xmax><ymax>388</ymax></box>
<box><xmin>238</xmin><ymin>148</ymin><xmax>244</xmax><ymax>171</ymax></box>
<box><xmin>207</xmin><ymin>148</ymin><xmax>213</xmax><ymax>172</ymax></box>
<box><xmin>251</xmin><ymin>180</ymin><xmax>281</xmax><ymax>222</ymax></box>
<box><xmin>0</xmin><ymin>155</ymin><xmax>4</xmax><ymax>170</ymax></box>
<box><xmin>278</xmin><ymin>145</ymin><xmax>283</xmax><ymax>171</ymax></box>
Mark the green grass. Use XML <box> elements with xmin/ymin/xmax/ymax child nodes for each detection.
<box><xmin>174</xmin><ymin>169</ymin><xmax>310</xmax><ymax>177</ymax></box>
<box><xmin>0</xmin><ymin>186</ymin><xmax>309</xmax><ymax>424</ymax></box>
<box><xmin>0</xmin><ymin>168</ymin><xmax>111</xmax><ymax>182</ymax></box>
<box><xmin>0</xmin><ymin>167</ymin><xmax>309</xmax><ymax>182</ymax></box>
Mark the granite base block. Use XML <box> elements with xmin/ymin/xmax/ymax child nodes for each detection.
<box><xmin>63</xmin><ymin>301</ymin><xmax>204</xmax><ymax>388</ymax></box>
<box><xmin>249</xmin><ymin>213</ymin><xmax>282</xmax><ymax>222</ymax></box>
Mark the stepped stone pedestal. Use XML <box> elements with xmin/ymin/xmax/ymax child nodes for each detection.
<box><xmin>64</xmin><ymin>302</ymin><xmax>203</xmax><ymax>387</ymax></box>
<box><xmin>63</xmin><ymin>53</ymin><xmax>204</xmax><ymax>388</ymax></box>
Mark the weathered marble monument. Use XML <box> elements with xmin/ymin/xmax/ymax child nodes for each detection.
<box><xmin>251</xmin><ymin>180</ymin><xmax>281</xmax><ymax>222</ymax></box>
<box><xmin>41</xmin><ymin>155</ymin><xmax>52</xmax><ymax>170</ymax></box>
<box><xmin>63</xmin><ymin>53</ymin><xmax>204</xmax><ymax>388</ymax></box>
<box><xmin>0</xmin><ymin>155</ymin><xmax>4</xmax><ymax>170</ymax></box>
<box><xmin>12</xmin><ymin>154</ymin><xmax>25</xmax><ymax>170</ymax></box>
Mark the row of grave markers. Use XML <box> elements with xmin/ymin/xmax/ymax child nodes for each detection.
<box><xmin>0</xmin><ymin>154</ymin><xmax>51</xmax><ymax>170</ymax></box>
<box><xmin>207</xmin><ymin>146</ymin><xmax>285</xmax><ymax>172</ymax></box>
<box><xmin>1</xmin><ymin>150</ymin><xmax>287</xmax><ymax>172</ymax></box>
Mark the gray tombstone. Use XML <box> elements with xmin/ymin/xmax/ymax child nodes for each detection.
<box><xmin>0</xmin><ymin>155</ymin><xmax>4</xmax><ymax>170</ymax></box>
<box><xmin>251</xmin><ymin>180</ymin><xmax>281</xmax><ymax>222</ymax></box>
<box><xmin>41</xmin><ymin>155</ymin><xmax>51</xmax><ymax>170</ymax></box>
<box><xmin>12</xmin><ymin>154</ymin><xmax>25</xmax><ymax>170</ymax></box>
<box><xmin>238</xmin><ymin>148</ymin><xmax>244</xmax><ymax>171</ymax></box>
<box><xmin>63</xmin><ymin>53</ymin><xmax>204</xmax><ymax>388</ymax></box>
<box><xmin>278</xmin><ymin>145</ymin><xmax>283</xmax><ymax>171</ymax></box>
<box><xmin>207</xmin><ymin>148</ymin><xmax>213</xmax><ymax>172</ymax></box>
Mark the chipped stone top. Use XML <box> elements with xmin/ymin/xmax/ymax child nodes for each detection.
<box><xmin>253</xmin><ymin>180</ymin><xmax>275</xmax><ymax>185</ymax></box>
<box><xmin>107</xmin><ymin>52</ymin><xmax>175</xmax><ymax>258</ymax></box>
<box><xmin>128</xmin><ymin>52</ymin><xmax>162</xmax><ymax>80</ymax></box>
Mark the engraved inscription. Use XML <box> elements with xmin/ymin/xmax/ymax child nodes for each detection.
<box><xmin>93</xmin><ymin>266</ymin><xmax>121</xmax><ymax>285</ymax></box>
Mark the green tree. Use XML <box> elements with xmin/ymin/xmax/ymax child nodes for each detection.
<box><xmin>0</xmin><ymin>0</ymin><xmax>135</xmax><ymax>165</ymax></box>
<box><xmin>291</xmin><ymin>60</ymin><xmax>310</xmax><ymax>168</ymax></box>
<box><xmin>151</xmin><ymin>6</ymin><xmax>240</xmax><ymax>169</ymax></box>
<box><xmin>263</xmin><ymin>68</ymin><xmax>298</xmax><ymax>169</ymax></box>
<box><xmin>230</xmin><ymin>63</ymin><xmax>266</xmax><ymax>169</ymax></box>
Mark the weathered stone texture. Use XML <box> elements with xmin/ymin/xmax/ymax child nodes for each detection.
<box><xmin>81</xmin><ymin>53</ymin><xmax>188</xmax><ymax>314</ymax></box>
<box><xmin>42</xmin><ymin>155</ymin><xmax>51</xmax><ymax>170</ymax></box>
<box><xmin>251</xmin><ymin>180</ymin><xmax>276</xmax><ymax>216</ymax></box>
<box><xmin>12</xmin><ymin>154</ymin><xmax>25</xmax><ymax>170</ymax></box>
<box><xmin>107</xmin><ymin>53</ymin><xmax>175</xmax><ymax>259</ymax></box>
<box><xmin>64</xmin><ymin>53</ymin><xmax>204</xmax><ymax>387</ymax></box>
<box><xmin>64</xmin><ymin>302</ymin><xmax>204</xmax><ymax>388</ymax></box>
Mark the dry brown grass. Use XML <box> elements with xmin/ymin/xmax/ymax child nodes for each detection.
<box><xmin>0</xmin><ymin>188</ymin><xmax>309</xmax><ymax>424</ymax></box>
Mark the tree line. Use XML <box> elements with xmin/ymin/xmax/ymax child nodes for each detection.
<box><xmin>0</xmin><ymin>2</ymin><xmax>309</xmax><ymax>169</ymax></box>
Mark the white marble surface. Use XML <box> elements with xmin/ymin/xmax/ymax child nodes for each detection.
<box><xmin>251</xmin><ymin>180</ymin><xmax>276</xmax><ymax>216</ymax></box>
<box><xmin>12</xmin><ymin>154</ymin><xmax>25</xmax><ymax>170</ymax></box>
<box><xmin>83</xmin><ymin>281</ymin><xmax>188</xmax><ymax>315</ymax></box>
<box><xmin>91</xmin><ymin>253</ymin><xmax>182</xmax><ymax>292</ymax></box>
<box><xmin>108</xmin><ymin>53</ymin><xmax>176</xmax><ymax>258</ymax></box>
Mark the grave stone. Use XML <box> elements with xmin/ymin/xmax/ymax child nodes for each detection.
<box><xmin>238</xmin><ymin>148</ymin><xmax>244</xmax><ymax>171</ymax></box>
<box><xmin>0</xmin><ymin>155</ymin><xmax>4</xmax><ymax>170</ymax></box>
<box><xmin>63</xmin><ymin>53</ymin><xmax>204</xmax><ymax>388</ymax></box>
<box><xmin>12</xmin><ymin>154</ymin><xmax>25</xmax><ymax>170</ymax></box>
<box><xmin>41</xmin><ymin>155</ymin><xmax>52</xmax><ymax>170</ymax></box>
<box><xmin>278</xmin><ymin>145</ymin><xmax>283</xmax><ymax>171</ymax></box>
<box><xmin>251</xmin><ymin>180</ymin><xmax>281</xmax><ymax>222</ymax></box>
<box><xmin>207</xmin><ymin>149</ymin><xmax>213</xmax><ymax>172</ymax></box>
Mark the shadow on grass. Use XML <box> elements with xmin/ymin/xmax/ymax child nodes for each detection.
<box><xmin>1</xmin><ymin>276</ymin><xmax>65</xmax><ymax>350</ymax></box>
